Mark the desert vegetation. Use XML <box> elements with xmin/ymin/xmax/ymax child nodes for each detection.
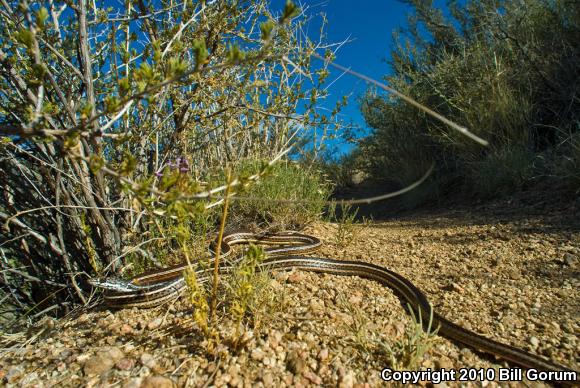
<box><xmin>343</xmin><ymin>0</ymin><xmax>579</xmax><ymax>202</ymax></box>
<box><xmin>0</xmin><ymin>0</ymin><xmax>339</xmax><ymax>326</ymax></box>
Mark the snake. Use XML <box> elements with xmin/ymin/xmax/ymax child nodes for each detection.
<box><xmin>89</xmin><ymin>231</ymin><xmax>578</xmax><ymax>384</ymax></box>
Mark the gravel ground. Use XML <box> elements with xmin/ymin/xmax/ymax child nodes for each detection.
<box><xmin>1</xmin><ymin>199</ymin><xmax>578</xmax><ymax>387</ymax></box>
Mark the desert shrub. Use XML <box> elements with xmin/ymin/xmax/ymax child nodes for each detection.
<box><xmin>351</xmin><ymin>0</ymin><xmax>579</xmax><ymax>200</ymax></box>
<box><xmin>0</xmin><ymin>0</ymin><xmax>337</xmax><ymax>324</ymax></box>
<box><xmin>227</xmin><ymin>159</ymin><xmax>331</xmax><ymax>228</ymax></box>
<box><xmin>468</xmin><ymin>146</ymin><xmax>537</xmax><ymax>197</ymax></box>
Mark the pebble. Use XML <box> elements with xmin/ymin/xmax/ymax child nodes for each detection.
<box><xmin>107</xmin><ymin>347</ymin><xmax>125</xmax><ymax>361</ymax></box>
<box><xmin>122</xmin><ymin>378</ymin><xmax>142</xmax><ymax>388</ymax></box>
<box><xmin>508</xmin><ymin>269</ymin><xmax>521</xmax><ymax>280</ymax></box>
<box><xmin>317</xmin><ymin>348</ymin><xmax>329</xmax><ymax>362</ymax></box>
<box><xmin>84</xmin><ymin>353</ymin><xmax>114</xmax><ymax>376</ymax></box>
<box><xmin>530</xmin><ymin>336</ymin><xmax>540</xmax><ymax>348</ymax></box>
<box><xmin>56</xmin><ymin>348</ymin><xmax>72</xmax><ymax>361</ymax></box>
<box><xmin>116</xmin><ymin>358</ymin><xmax>136</xmax><ymax>371</ymax></box>
<box><xmin>262</xmin><ymin>372</ymin><xmax>274</xmax><ymax>386</ymax></box>
<box><xmin>287</xmin><ymin>272</ymin><xmax>305</xmax><ymax>283</ymax></box>
<box><xmin>140</xmin><ymin>353</ymin><xmax>157</xmax><ymax>370</ymax></box>
<box><xmin>339</xmin><ymin>370</ymin><xmax>356</xmax><ymax>388</ymax></box>
<box><xmin>304</xmin><ymin>370</ymin><xmax>322</xmax><ymax>385</ymax></box>
<box><xmin>140</xmin><ymin>375</ymin><xmax>174</xmax><ymax>388</ymax></box>
<box><xmin>120</xmin><ymin>324</ymin><xmax>134</xmax><ymax>335</ymax></box>
<box><xmin>309</xmin><ymin>298</ymin><xmax>325</xmax><ymax>314</ymax></box>
<box><xmin>459</xmin><ymin>348</ymin><xmax>474</xmax><ymax>361</ymax></box>
<box><xmin>147</xmin><ymin>317</ymin><xmax>163</xmax><ymax>330</ymax></box>
<box><xmin>286</xmin><ymin>351</ymin><xmax>306</xmax><ymax>374</ymax></box>
<box><xmin>563</xmin><ymin>253</ymin><xmax>578</xmax><ymax>267</ymax></box>
<box><xmin>450</xmin><ymin>282</ymin><xmax>464</xmax><ymax>293</ymax></box>
<box><xmin>269</xmin><ymin>330</ymin><xmax>283</xmax><ymax>349</ymax></box>
<box><xmin>348</xmin><ymin>292</ymin><xmax>363</xmax><ymax>305</ymax></box>
<box><xmin>251</xmin><ymin>348</ymin><xmax>265</xmax><ymax>361</ymax></box>
<box><xmin>83</xmin><ymin>347</ymin><xmax>124</xmax><ymax>375</ymax></box>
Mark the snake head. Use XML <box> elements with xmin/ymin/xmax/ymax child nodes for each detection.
<box><xmin>88</xmin><ymin>277</ymin><xmax>140</xmax><ymax>292</ymax></box>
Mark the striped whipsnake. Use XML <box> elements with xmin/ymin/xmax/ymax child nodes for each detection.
<box><xmin>89</xmin><ymin>231</ymin><xmax>578</xmax><ymax>383</ymax></box>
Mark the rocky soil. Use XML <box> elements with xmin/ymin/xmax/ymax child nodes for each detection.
<box><xmin>1</xmin><ymin>198</ymin><xmax>578</xmax><ymax>387</ymax></box>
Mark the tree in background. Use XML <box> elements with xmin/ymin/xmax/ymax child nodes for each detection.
<box><xmin>355</xmin><ymin>0</ymin><xmax>579</xmax><ymax>198</ymax></box>
<box><xmin>0</xmin><ymin>0</ymin><xmax>338</xmax><ymax>323</ymax></box>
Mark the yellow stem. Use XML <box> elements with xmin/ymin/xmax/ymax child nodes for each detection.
<box><xmin>210</xmin><ymin>167</ymin><xmax>232</xmax><ymax>324</ymax></box>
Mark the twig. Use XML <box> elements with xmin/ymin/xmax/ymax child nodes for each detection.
<box><xmin>1</xmin><ymin>268</ymin><xmax>67</xmax><ymax>288</ymax></box>
<box><xmin>3</xmin><ymin>205</ymin><xmax>136</xmax><ymax>230</ymax></box>
<box><xmin>210</xmin><ymin>168</ymin><xmax>232</xmax><ymax>325</ymax></box>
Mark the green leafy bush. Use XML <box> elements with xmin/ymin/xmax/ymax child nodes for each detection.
<box><xmin>228</xmin><ymin>160</ymin><xmax>331</xmax><ymax>228</ymax></box>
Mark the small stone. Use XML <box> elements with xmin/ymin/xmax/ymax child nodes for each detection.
<box><xmin>206</xmin><ymin>362</ymin><xmax>217</xmax><ymax>373</ymax></box>
<box><xmin>286</xmin><ymin>351</ymin><xmax>306</xmax><ymax>374</ymax></box>
<box><xmin>304</xmin><ymin>370</ymin><xmax>322</xmax><ymax>385</ymax></box>
<box><xmin>269</xmin><ymin>331</ymin><xmax>282</xmax><ymax>349</ymax></box>
<box><xmin>339</xmin><ymin>370</ymin><xmax>355</xmax><ymax>388</ymax></box>
<box><xmin>444</xmin><ymin>282</ymin><xmax>464</xmax><ymax>293</ymax></box>
<box><xmin>262</xmin><ymin>372</ymin><xmax>274</xmax><ymax>386</ymax></box>
<box><xmin>251</xmin><ymin>348</ymin><xmax>265</xmax><ymax>361</ymax></box>
<box><xmin>77</xmin><ymin>353</ymin><xmax>91</xmax><ymax>363</ymax></box>
<box><xmin>116</xmin><ymin>358</ymin><xmax>136</xmax><ymax>371</ymax></box>
<box><xmin>508</xmin><ymin>269</ymin><xmax>521</xmax><ymax>280</ymax></box>
<box><xmin>147</xmin><ymin>317</ymin><xmax>163</xmax><ymax>330</ymax></box>
<box><xmin>530</xmin><ymin>336</ymin><xmax>540</xmax><ymax>348</ymax></box>
<box><xmin>84</xmin><ymin>353</ymin><xmax>115</xmax><ymax>376</ymax></box>
<box><xmin>122</xmin><ymin>378</ymin><xmax>142</xmax><ymax>388</ymax></box>
<box><xmin>57</xmin><ymin>348</ymin><xmax>72</xmax><ymax>361</ymax></box>
<box><xmin>120</xmin><ymin>324</ymin><xmax>134</xmax><ymax>335</ymax></box>
<box><xmin>283</xmin><ymin>374</ymin><xmax>294</xmax><ymax>386</ymax></box>
<box><xmin>140</xmin><ymin>375</ymin><xmax>174</xmax><ymax>388</ymax></box>
<box><xmin>140</xmin><ymin>353</ymin><xmax>157</xmax><ymax>370</ymax></box>
<box><xmin>564</xmin><ymin>253</ymin><xmax>578</xmax><ymax>267</ymax></box>
<box><xmin>303</xmin><ymin>332</ymin><xmax>317</xmax><ymax>346</ymax></box>
<box><xmin>57</xmin><ymin>361</ymin><xmax>66</xmax><ymax>372</ymax></box>
<box><xmin>309</xmin><ymin>299</ymin><xmax>324</xmax><ymax>314</ymax></box>
<box><xmin>107</xmin><ymin>346</ymin><xmax>124</xmax><ymax>361</ymax></box>
<box><xmin>287</xmin><ymin>272</ymin><xmax>304</xmax><ymax>283</ymax></box>
<box><xmin>348</xmin><ymin>293</ymin><xmax>362</xmax><ymax>305</ymax></box>
<box><xmin>317</xmin><ymin>348</ymin><xmax>329</xmax><ymax>362</ymax></box>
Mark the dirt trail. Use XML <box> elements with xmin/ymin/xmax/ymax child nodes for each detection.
<box><xmin>1</xmin><ymin>197</ymin><xmax>578</xmax><ymax>387</ymax></box>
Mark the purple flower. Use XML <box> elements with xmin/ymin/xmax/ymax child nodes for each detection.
<box><xmin>177</xmin><ymin>156</ymin><xmax>189</xmax><ymax>173</ymax></box>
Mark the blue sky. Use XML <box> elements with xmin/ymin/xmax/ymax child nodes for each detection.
<box><xmin>293</xmin><ymin>0</ymin><xmax>450</xmax><ymax>157</ymax></box>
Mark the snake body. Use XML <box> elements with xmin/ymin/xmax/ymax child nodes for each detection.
<box><xmin>89</xmin><ymin>231</ymin><xmax>578</xmax><ymax>384</ymax></box>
